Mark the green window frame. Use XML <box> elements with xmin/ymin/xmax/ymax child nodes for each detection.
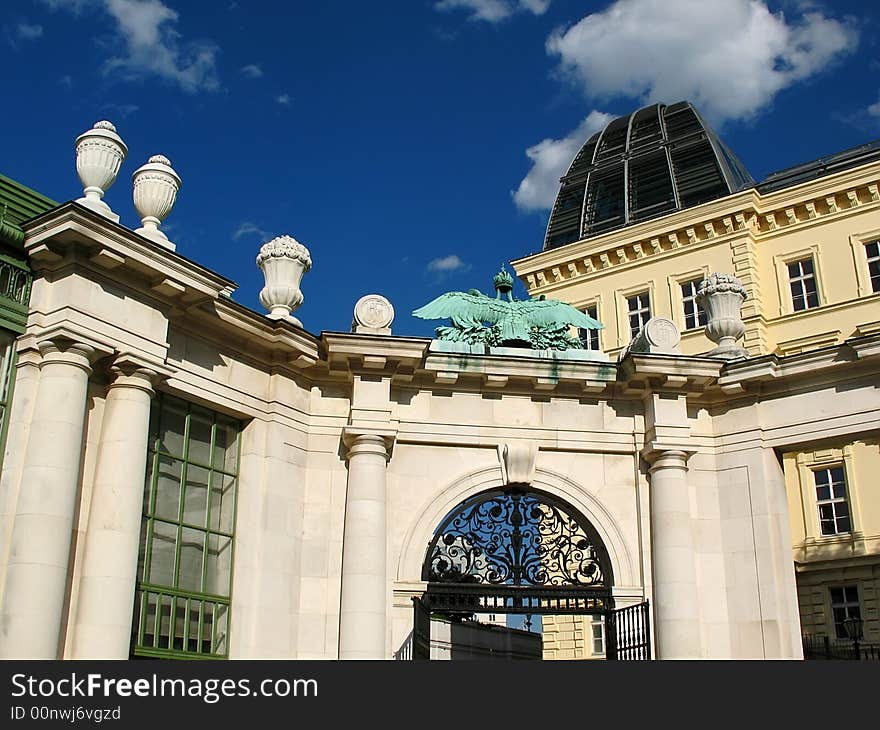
<box><xmin>132</xmin><ymin>394</ymin><xmax>241</xmax><ymax>659</ymax></box>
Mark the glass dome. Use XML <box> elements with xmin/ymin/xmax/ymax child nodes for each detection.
<box><xmin>543</xmin><ymin>101</ymin><xmax>755</xmax><ymax>251</ymax></box>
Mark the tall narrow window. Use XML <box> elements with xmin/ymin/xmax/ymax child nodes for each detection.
<box><xmin>579</xmin><ymin>304</ymin><xmax>600</xmax><ymax>350</ymax></box>
<box><xmin>788</xmin><ymin>258</ymin><xmax>819</xmax><ymax>311</ymax></box>
<box><xmin>829</xmin><ymin>586</ymin><xmax>860</xmax><ymax>639</ymax></box>
<box><xmin>814</xmin><ymin>466</ymin><xmax>851</xmax><ymax>536</ymax></box>
<box><xmin>627</xmin><ymin>292</ymin><xmax>651</xmax><ymax>338</ymax></box>
<box><xmin>132</xmin><ymin>394</ymin><xmax>241</xmax><ymax>659</ymax></box>
<box><xmin>680</xmin><ymin>279</ymin><xmax>708</xmax><ymax>329</ymax></box>
<box><xmin>591</xmin><ymin>616</ymin><xmax>605</xmax><ymax>657</ymax></box>
<box><xmin>866</xmin><ymin>240</ymin><xmax>880</xmax><ymax>293</ymax></box>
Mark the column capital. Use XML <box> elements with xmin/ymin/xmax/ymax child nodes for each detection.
<box><xmin>36</xmin><ymin>336</ymin><xmax>113</xmax><ymax>374</ymax></box>
<box><xmin>342</xmin><ymin>425</ymin><xmax>396</xmax><ymax>460</ymax></box>
<box><xmin>107</xmin><ymin>351</ymin><xmax>176</xmax><ymax>395</ymax></box>
<box><xmin>641</xmin><ymin>441</ymin><xmax>696</xmax><ymax>471</ymax></box>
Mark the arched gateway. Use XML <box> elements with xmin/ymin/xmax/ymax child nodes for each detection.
<box><xmin>410</xmin><ymin>486</ymin><xmax>650</xmax><ymax>660</ymax></box>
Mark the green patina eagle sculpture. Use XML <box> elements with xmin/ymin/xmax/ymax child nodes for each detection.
<box><xmin>413</xmin><ymin>266</ymin><xmax>603</xmax><ymax>350</ymax></box>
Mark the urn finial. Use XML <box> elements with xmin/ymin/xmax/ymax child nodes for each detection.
<box><xmin>132</xmin><ymin>154</ymin><xmax>181</xmax><ymax>250</ymax></box>
<box><xmin>696</xmin><ymin>273</ymin><xmax>749</xmax><ymax>359</ymax></box>
<box><xmin>75</xmin><ymin>120</ymin><xmax>128</xmax><ymax>222</ymax></box>
<box><xmin>256</xmin><ymin>234</ymin><xmax>312</xmax><ymax>327</ymax></box>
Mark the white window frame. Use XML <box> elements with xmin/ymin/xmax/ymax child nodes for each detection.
<box><xmin>591</xmin><ymin>615</ymin><xmax>605</xmax><ymax>657</ymax></box>
<box><xmin>795</xmin><ymin>447</ymin><xmax>862</xmax><ymax>543</ymax></box>
<box><xmin>848</xmin><ymin>226</ymin><xmax>880</xmax><ymax>297</ymax></box>
<box><xmin>828</xmin><ymin>585</ymin><xmax>861</xmax><ymax>640</ymax></box>
<box><xmin>579</xmin><ymin>301</ymin><xmax>602</xmax><ymax>351</ymax></box>
<box><xmin>773</xmin><ymin>246</ymin><xmax>827</xmax><ymax>316</ymax></box>
<box><xmin>865</xmin><ymin>240</ymin><xmax>880</xmax><ymax>294</ymax></box>
<box><xmin>813</xmin><ymin>465</ymin><xmax>851</xmax><ymax>536</ymax></box>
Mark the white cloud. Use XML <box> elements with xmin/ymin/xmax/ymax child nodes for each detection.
<box><xmin>41</xmin><ymin>0</ymin><xmax>219</xmax><ymax>92</ymax></box>
<box><xmin>869</xmin><ymin>96</ymin><xmax>880</xmax><ymax>119</ymax></box>
<box><xmin>240</xmin><ymin>64</ymin><xmax>263</xmax><ymax>79</ymax></box>
<box><xmin>513</xmin><ymin>110</ymin><xmax>613</xmax><ymax>212</ymax></box>
<box><xmin>427</xmin><ymin>254</ymin><xmax>469</xmax><ymax>272</ymax></box>
<box><xmin>276</xmin><ymin>93</ymin><xmax>291</xmax><ymax>105</ymax></box>
<box><xmin>434</xmin><ymin>0</ymin><xmax>549</xmax><ymax>23</ymax></box>
<box><xmin>17</xmin><ymin>23</ymin><xmax>44</xmax><ymax>40</ymax></box>
<box><xmin>547</xmin><ymin>0</ymin><xmax>856</xmax><ymax>123</ymax></box>
<box><xmin>232</xmin><ymin>222</ymin><xmax>270</xmax><ymax>241</ymax></box>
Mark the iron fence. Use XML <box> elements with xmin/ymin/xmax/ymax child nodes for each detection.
<box><xmin>802</xmin><ymin>634</ymin><xmax>880</xmax><ymax>660</ymax></box>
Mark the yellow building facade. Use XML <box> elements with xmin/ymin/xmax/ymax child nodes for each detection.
<box><xmin>514</xmin><ymin>106</ymin><xmax>880</xmax><ymax>654</ymax></box>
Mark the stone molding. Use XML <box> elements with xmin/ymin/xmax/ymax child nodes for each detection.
<box><xmin>342</xmin><ymin>425</ymin><xmax>397</xmax><ymax>460</ymax></box>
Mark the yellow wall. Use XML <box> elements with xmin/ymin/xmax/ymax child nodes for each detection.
<box><xmin>542</xmin><ymin>614</ymin><xmax>604</xmax><ymax>660</ymax></box>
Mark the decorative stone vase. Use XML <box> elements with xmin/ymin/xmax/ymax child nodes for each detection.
<box><xmin>75</xmin><ymin>121</ymin><xmax>128</xmax><ymax>222</ymax></box>
<box><xmin>696</xmin><ymin>273</ymin><xmax>749</xmax><ymax>359</ymax></box>
<box><xmin>256</xmin><ymin>235</ymin><xmax>312</xmax><ymax>326</ymax></box>
<box><xmin>132</xmin><ymin>155</ymin><xmax>181</xmax><ymax>250</ymax></box>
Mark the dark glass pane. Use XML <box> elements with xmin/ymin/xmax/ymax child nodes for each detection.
<box><xmin>801</xmin><ymin>258</ymin><xmax>814</xmax><ymax>275</ymax></box>
<box><xmin>153</xmin><ymin>456</ymin><xmax>182</xmax><ymax>521</ymax></box>
<box><xmin>178</xmin><ymin>527</ymin><xmax>205</xmax><ymax>592</ymax></box>
<box><xmin>205</xmin><ymin>533</ymin><xmax>233</xmax><ymax>597</ymax></box>
<box><xmin>188</xmin><ymin>409</ymin><xmax>214</xmax><ymax>467</ymax></box>
<box><xmin>837</xmin><ymin>514</ymin><xmax>851</xmax><ymax>533</ymax></box>
<box><xmin>829</xmin><ymin>587</ymin><xmax>844</xmax><ymax>603</ymax></box>
<box><xmin>183</xmin><ymin>465</ymin><xmax>210</xmax><ymax>528</ymax></box>
<box><xmin>158</xmin><ymin>400</ymin><xmax>187</xmax><ymax>458</ymax></box>
<box><xmin>845</xmin><ymin>586</ymin><xmax>859</xmax><ymax>603</ymax></box>
<box><xmin>832</xmin><ymin>482</ymin><xmax>847</xmax><ymax>500</ymax></box>
<box><xmin>816</xmin><ymin>485</ymin><xmax>831</xmax><ymax>501</ymax></box>
<box><xmin>213</xmin><ymin>418</ymin><xmax>240</xmax><ymax>474</ymax></box>
<box><xmin>814</xmin><ymin>469</ymin><xmax>829</xmax><ymax>485</ymax></box>
<box><xmin>210</xmin><ymin>472</ymin><xmax>236</xmax><ymax>534</ymax></box>
<box><xmin>830</xmin><ymin>467</ymin><xmax>845</xmax><ymax>483</ymax></box>
<box><xmin>148</xmin><ymin>521</ymin><xmax>177</xmax><ymax>587</ymax></box>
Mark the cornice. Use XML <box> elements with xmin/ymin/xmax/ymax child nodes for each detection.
<box><xmin>22</xmin><ymin>202</ymin><xmax>237</xmax><ymax>307</ymax></box>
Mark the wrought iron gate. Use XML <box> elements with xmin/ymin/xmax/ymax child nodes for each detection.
<box><xmin>606</xmin><ymin>600</ymin><xmax>651</xmax><ymax>660</ymax></box>
<box><xmin>405</xmin><ymin>487</ymin><xmax>652</xmax><ymax>661</ymax></box>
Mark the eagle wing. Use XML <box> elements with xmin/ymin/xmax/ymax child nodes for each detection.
<box><xmin>412</xmin><ymin>291</ymin><xmax>508</xmax><ymax>325</ymax></box>
<box><xmin>519</xmin><ymin>297</ymin><xmax>604</xmax><ymax>330</ymax></box>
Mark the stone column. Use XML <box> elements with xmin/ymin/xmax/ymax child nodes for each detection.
<box><xmin>646</xmin><ymin>448</ymin><xmax>701</xmax><ymax>659</ymax></box>
<box><xmin>339</xmin><ymin>429</ymin><xmax>393</xmax><ymax>659</ymax></box>
<box><xmin>71</xmin><ymin>355</ymin><xmax>165</xmax><ymax>658</ymax></box>
<box><xmin>0</xmin><ymin>338</ymin><xmax>101</xmax><ymax>658</ymax></box>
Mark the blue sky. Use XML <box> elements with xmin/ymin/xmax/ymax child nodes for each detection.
<box><xmin>3</xmin><ymin>0</ymin><xmax>879</xmax><ymax>338</ymax></box>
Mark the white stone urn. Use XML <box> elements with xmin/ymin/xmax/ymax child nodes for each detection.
<box><xmin>132</xmin><ymin>155</ymin><xmax>181</xmax><ymax>250</ymax></box>
<box><xmin>75</xmin><ymin>120</ymin><xmax>128</xmax><ymax>222</ymax></box>
<box><xmin>256</xmin><ymin>235</ymin><xmax>312</xmax><ymax>326</ymax></box>
<box><xmin>696</xmin><ymin>272</ymin><xmax>749</xmax><ymax>359</ymax></box>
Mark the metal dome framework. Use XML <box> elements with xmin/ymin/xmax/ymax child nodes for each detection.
<box><xmin>544</xmin><ymin>102</ymin><xmax>755</xmax><ymax>251</ymax></box>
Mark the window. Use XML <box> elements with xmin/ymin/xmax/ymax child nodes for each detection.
<box><xmin>579</xmin><ymin>304</ymin><xmax>600</xmax><ymax>350</ymax></box>
<box><xmin>787</xmin><ymin>258</ymin><xmax>819</xmax><ymax>311</ymax></box>
<box><xmin>132</xmin><ymin>394</ymin><xmax>241</xmax><ymax>659</ymax></box>
<box><xmin>627</xmin><ymin>292</ymin><xmax>651</xmax><ymax>338</ymax></box>
<box><xmin>591</xmin><ymin>616</ymin><xmax>605</xmax><ymax>656</ymax></box>
<box><xmin>829</xmin><ymin>586</ymin><xmax>860</xmax><ymax>639</ymax></box>
<box><xmin>866</xmin><ymin>240</ymin><xmax>880</xmax><ymax>293</ymax></box>
<box><xmin>680</xmin><ymin>279</ymin><xmax>708</xmax><ymax>330</ymax></box>
<box><xmin>814</xmin><ymin>466</ymin><xmax>851</xmax><ymax>536</ymax></box>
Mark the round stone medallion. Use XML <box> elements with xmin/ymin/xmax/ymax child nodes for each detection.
<box><xmin>643</xmin><ymin>317</ymin><xmax>680</xmax><ymax>350</ymax></box>
<box><xmin>354</xmin><ymin>294</ymin><xmax>394</xmax><ymax>330</ymax></box>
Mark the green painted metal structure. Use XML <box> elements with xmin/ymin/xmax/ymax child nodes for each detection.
<box><xmin>0</xmin><ymin>173</ymin><xmax>56</xmax><ymax>334</ymax></box>
<box><xmin>413</xmin><ymin>266</ymin><xmax>603</xmax><ymax>350</ymax></box>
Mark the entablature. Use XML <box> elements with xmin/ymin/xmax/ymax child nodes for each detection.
<box><xmin>23</xmin><ymin>202</ymin><xmax>236</xmax><ymax>309</ymax></box>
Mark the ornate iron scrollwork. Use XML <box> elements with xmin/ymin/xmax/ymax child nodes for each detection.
<box><xmin>425</xmin><ymin>490</ymin><xmax>609</xmax><ymax>588</ymax></box>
